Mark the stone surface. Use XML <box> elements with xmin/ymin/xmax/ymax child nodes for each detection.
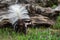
<box><xmin>26</xmin><ymin>4</ymin><xmax>60</xmax><ymax>26</ymax></box>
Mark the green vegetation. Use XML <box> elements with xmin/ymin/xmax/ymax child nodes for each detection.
<box><xmin>53</xmin><ymin>15</ymin><xmax>60</xmax><ymax>29</ymax></box>
<box><xmin>52</xmin><ymin>5</ymin><xmax>57</xmax><ymax>8</ymax></box>
<box><xmin>0</xmin><ymin>28</ymin><xmax>60</xmax><ymax>40</ymax></box>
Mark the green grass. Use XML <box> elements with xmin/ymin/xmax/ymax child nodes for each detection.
<box><xmin>0</xmin><ymin>28</ymin><xmax>60</xmax><ymax>40</ymax></box>
<box><xmin>53</xmin><ymin>15</ymin><xmax>60</xmax><ymax>29</ymax></box>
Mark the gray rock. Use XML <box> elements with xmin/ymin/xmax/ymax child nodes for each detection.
<box><xmin>26</xmin><ymin>4</ymin><xmax>59</xmax><ymax>26</ymax></box>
